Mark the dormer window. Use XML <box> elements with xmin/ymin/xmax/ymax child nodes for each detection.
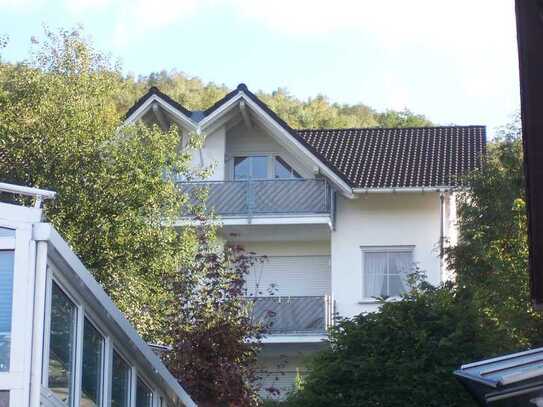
<box><xmin>233</xmin><ymin>155</ymin><xmax>301</xmax><ymax>180</ymax></box>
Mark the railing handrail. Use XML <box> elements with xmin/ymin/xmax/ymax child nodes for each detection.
<box><xmin>0</xmin><ymin>182</ymin><xmax>56</xmax><ymax>208</ymax></box>
<box><xmin>176</xmin><ymin>178</ymin><xmax>327</xmax><ymax>184</ymax></box>
<box><xmin>243</xmin><ymin>295</ymin><xmax>327</xmax><ymax>299</ymax></box>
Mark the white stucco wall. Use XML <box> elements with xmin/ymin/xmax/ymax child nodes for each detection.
<box><xmin>190</xmin><ymin>126</ymin><xmax>226</xmax><ymax>180</ymax></box>
<box><xmin>331</xmin><ymin>192</ymin><xmax>443</xmax><ymax>318</ymax></box>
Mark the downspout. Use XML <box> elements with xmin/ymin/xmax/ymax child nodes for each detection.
<box><xmin>439</xmin><ymin>192</ymin><xmax>445</xmax><ymax>280</ymax></box>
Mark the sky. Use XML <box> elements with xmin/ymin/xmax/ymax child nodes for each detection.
<box><xmin>0</xmin><ymin>0</ymin><xmax>520</xmax><ymax>135</ymax></box>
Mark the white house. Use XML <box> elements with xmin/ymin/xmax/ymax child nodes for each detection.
<box><xmin>0</xmin><ymin>183</ymin><xmax>196</xmax><ymax>407</ymax></box>
<box><xmin>125</xmin><ymin>84</ymin><xmax>486</xmax><ymax>398</ymax></box>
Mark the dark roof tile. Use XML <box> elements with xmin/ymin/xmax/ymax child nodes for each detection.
<box><xmin>297</xmin><ymin>126</ymin><xmax>486</xmax><ymax>188</ymax></box>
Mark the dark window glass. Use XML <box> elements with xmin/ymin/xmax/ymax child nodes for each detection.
<box><xmin>81</xmin><ymin>318</ymin><xmax>104</xmax><ymax>407</ymax></box>
<box><xmin>0</xmin><ymin>390</ymin><xmax>8</xmax><ymax>407</ymax></box>
<box><xmin>0</xmin><ymin>228</ymin><xmax>14</xmax><ymax>238</ymax></box>
<box><xmin>0</xmin><ymin>251</ymin><xmax>14</xmax><ymax>372</ymax></box>
<box><xmin>233</xmin><ymin>157</ymin><xmax>250</xmax><ymax>179</ymax></box>
<box><xmin>136</xmin><ymin>377</ymin><xmax>153</xmax><ymax>407</ymax></box>
<box><xmin>111</xmin><ymin>351</ymin><xmax>131</xmax><ymax>407</ymax></box>
<box><xmin>48</xmin><ymin>282</ymin><xmax>77</xmax><ymax>405</ymax></box>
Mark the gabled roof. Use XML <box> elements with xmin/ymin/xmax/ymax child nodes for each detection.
<box><xmin>125</xmin><ymin>84</ymin><xmax>486</xmax><ymax>191</ymax></box>
<box><xmin>298</xmin><ymin>126</ymin><xmax>486</xmax><ymax>189</ymax></box>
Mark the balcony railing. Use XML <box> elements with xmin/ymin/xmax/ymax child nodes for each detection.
<box><xmin>177</xmin><ymin>179</ymin><xmax>331</xmax><ymax>217</ymax></box>
<box><xmin>245</xmin><ymin>295</ymin><xmax>334</xmax><ymax>335</ymax></box>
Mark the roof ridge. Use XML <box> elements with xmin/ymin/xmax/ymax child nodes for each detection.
<box><xmin>297</xmin><ymin>125</ymin><xmax>486</xmax><ymax>132</ymax></box>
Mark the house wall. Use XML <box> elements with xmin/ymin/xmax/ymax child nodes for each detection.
<box><xmin>225</xmin><ymin>122</ymin><xmax>312</xmax><ymax>179</ymax></box>
<box><xmin>331</xmin><ymin>192</ymin><xmax>443</xmax><ymax>318</ymax></box>
<box><xmin>190</xmin><ymin>126</ymin><xmax>226</xmax><ymax>181</ymax></box>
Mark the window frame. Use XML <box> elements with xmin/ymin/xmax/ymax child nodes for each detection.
<box><xmin>42</xmin><ymin>259</ymin><xmax>174</xmax><ymax>407</ymax></box>
<box><xmin>231</xmin><ymin>154</ymin><xmax>303</xmax><ymax>180</ymax></box>
<box><xmin>360</xmin><ymin>245</ymin><xmax>415</xmax><ymax>302</ymax></box>
<box><xmin>135</xmin><ymin>375</ymin><xmax>154</xmax><ymax>407</ymax></box>
<box><xmin>44</xmin><ymin>278</ymin><xmax>80</xmax><ymax>406</ymax></box>
<box><xmin>81</xmin><ymin>316</ymin><xmax>106</xmax><ymax>407</ymax></box>
<box><xmin>0</xmin><ymin>228</ymin><xmax>15</xmax><ymax>376</ymax></box>
<box><xmin>111</xmin><ymin>348</ymin><xmax>132</xmax><ymax>407</ymax></box>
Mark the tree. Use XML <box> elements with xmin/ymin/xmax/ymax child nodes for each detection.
<box><xmin>0</xmin><ymin>27</ymin><xmax>195</xmax><ymax>340</ymax></box>
<box><xmin>446</xmin><ymin>116</ymin><xmax>539</xmax><ymax>347</ymax></box>
<box><xmin>163</xmin><ymin>222</ymin><xmax>266</xmax><ymax>406</ymax></box>
<box><xmin>285</xmin><ymin>280</ymin><xmax>514</xmax><ymax>407</ymax></box>
<box><xmin>375</xmin><ymin>108</ymin><xmax>432</xmax><ymax>128</ymax></box>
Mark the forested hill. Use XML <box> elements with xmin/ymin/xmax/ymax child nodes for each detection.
<box><xmin>117</xmin><ymin>70</ymin><xmax>433</xmax><ymax>129</ymax></box>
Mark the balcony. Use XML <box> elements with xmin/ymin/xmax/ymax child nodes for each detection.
<box><xmin>178</xmin><ymin>179</ymin><xmax>331</xmax><ymax>218</ymax></box>
<box><xmin>245</xmin><ymin>295</ymin><xmax>334</xmax><ymax>336</ymax></box>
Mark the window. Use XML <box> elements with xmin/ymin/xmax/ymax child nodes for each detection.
<box><xmin>234</xmin><ymin>156</ymin><xmax>268</xmax><ymax>179</ymax></box>
<box><xmin>81</xmin><ymin>318</ymin><xmax>104</xmax><ymax>407</ymax></box>
<box><xmin>0</xmin><ymin>391</ymin><xmax>8</xmax><ymax>407</ymax></box>
<box><xmin>136</xmin><ymin>377</ymin><xmax>153</xmax><ymax>407</ymax></box>
<box><xmin>0</xmin><ymin>228</ymin><xmax>14</xmax><ymax>238</ymax></box>
<box><xmin>111</xmin><ymin>351</ymin><xmax>131</xmax><ymax>407</ymax></box>
<box><xmin>362</xmin><ymin>248</ymin><xmax>414</xmax><ymax>299</ymax></box>
<box><xmin>0</xmin><ymin>251</ymin><xmax>14</xmax><ymax>372</ymax></box>
<box><xmin>48</xmin><ymin>282</ymin><xmax>78</xmax><ymax>405</ymax></box>
<box><xmin>234</xmin><ymin>155</ymin><xmax>301</xmax><ymax>180</ymax></box>
<box><xmin>274</xmin><ymin>156</ymin><xmax>301</xmax><ymax>179</ymax></box>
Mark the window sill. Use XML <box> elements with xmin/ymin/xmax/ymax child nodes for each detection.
<box><xmin>358</xmin><ymin>297</ymin><xmax>402</xmax><ymax>305</ymax></box>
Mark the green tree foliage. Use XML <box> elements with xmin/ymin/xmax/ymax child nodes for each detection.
<box><xmin>446</xmin><ymin>117</ymin><xmax>538</xmax><ymax>346</ymax></box>
<box><xmin>0</xmin><ymin>28</ymin><xmax>195</xmax><ymax>340</ymax></box>
<box><xmin>164</xmin><ymin>226</ymin><xmax>266</xmax><ymax>406</ymax></box>
<box><xmin>116</xmin><ymin>75</ymin><xmax>432</xmax><ymax>130</ymax></box>
<box><xmin>285</xmin><ymin>281</ymin><xmax>515</xmax><ymax>407</ymax></box>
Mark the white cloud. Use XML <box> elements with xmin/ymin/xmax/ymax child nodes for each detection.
<box><xmin>112</xmin><ymin>0</ymin><xmax>208</xmax><ymax>47</ymax></box>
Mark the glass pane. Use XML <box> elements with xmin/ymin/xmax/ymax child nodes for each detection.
<box><xmin>0</xmin><ymin>228</ymin><xmax>14</xmax><ymax>238</ymax></box>
<box><xmin>388</xmin><ymin>252</ymin><xmax>413</xmax><ymax>297</ymax></box>
<box><xmin>48</xmin><ymin>282</ymin><xmax>77</xmax><ymax>405</ymax></box>
<box><xmin>81</xmin><ymin>318</ymin><xmax>104</xmax><ymax>407</ymax></box>
<box><xmin>0</xmin><ymin>251</ymin><xmax>14</xmax><ymax>372</ymax></box>
<box><xmin>0</xmin><ymin>390</ymin><xmax>8</xmax><ymax>407</ymax></box>
<box><xmin>111</xmin><ymin>351</ymin><xmax>131</xmax><ymax>407</ymax></box>
<box><xmin>251</xmin><ymin>156</ymin><xmax>268</xmax><ymax>179</ymax></box>
<box><xmin>363</xmin><ymin>252</ymin><xmax>387</xmax><ymax>298</ymax></box>
<box><xmin>136</xmin><ymin>377</ymin><xmax>153</xmax><ymax>407</ymax></box>
<box><xmin>274</xmin><ymin>157</ymin><xmax>292</xmax><ymax>179</ymax></box>
<box><xmin>233</xmin><ymin>157</ymin><xmax>250</xmax><ymax>179</ymax></box>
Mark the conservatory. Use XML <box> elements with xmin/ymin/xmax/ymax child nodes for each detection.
<box><xmin>0</xmin><ymin>183</ymin><xmax>196</xmax><ymax>407</ymax></box>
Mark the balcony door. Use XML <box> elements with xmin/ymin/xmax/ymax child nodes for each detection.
<box><xmin>233</xmin><ymin>156</ymin><xmax>301</xmax><ymax>180</ymax></box>
<box><xmin>234</xmin><ymin>156</ymin><xmax>269</xmax><ymax>180</ymax></box>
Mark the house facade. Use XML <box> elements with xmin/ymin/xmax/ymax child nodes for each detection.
<box><xmin>0</xmin><ymin>183</ymin><xmax>196</xmax><ymax>407</ymax></box>
<box><xmin>125</xmin><ymin>84</ymin><xmax>485</xmax><ymax>399</ymax></box>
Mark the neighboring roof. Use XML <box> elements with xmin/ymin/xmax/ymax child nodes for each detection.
<box><xmin>298</xmin><ymin>126</ymin><xmax>486</xmax><ymax>189</ymax></box>
<box><xmin>125</xmin><ymin>84</ymin><xmax>486</xmax><ymax>190</ymax></box>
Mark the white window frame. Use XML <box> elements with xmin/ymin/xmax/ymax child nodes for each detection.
<box><xmin>230</xmin><ymin>153</ymin><xmax>303</xmax><ymax>180</ymax></box>
<box><xmin>360</xmin><ymin>245</ymin><xmax>415</xmax><ymax>302</ymax></box>
<box><xmin>43</xmin><ymin>277</ymin><xmax>80</xmax><ymax>407</ymax></box>
<box><xmin>81</xmin><ymin>315</ymin><xmax>107</xmax><ymax>407</ymax></box>
<box><xmin>135</xmin><ymin>374</ymin><xmax>154</xmax><ymax>407</ymax></box>
<box><xmin>112</xmin><ymin>347</ymin><xmax>133</xmax><ymax>407</ymax></box>
<box><xmin>41</xmin><ymin>256</ymin><xmax>176</xmax><ymax>407</ymax></box>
